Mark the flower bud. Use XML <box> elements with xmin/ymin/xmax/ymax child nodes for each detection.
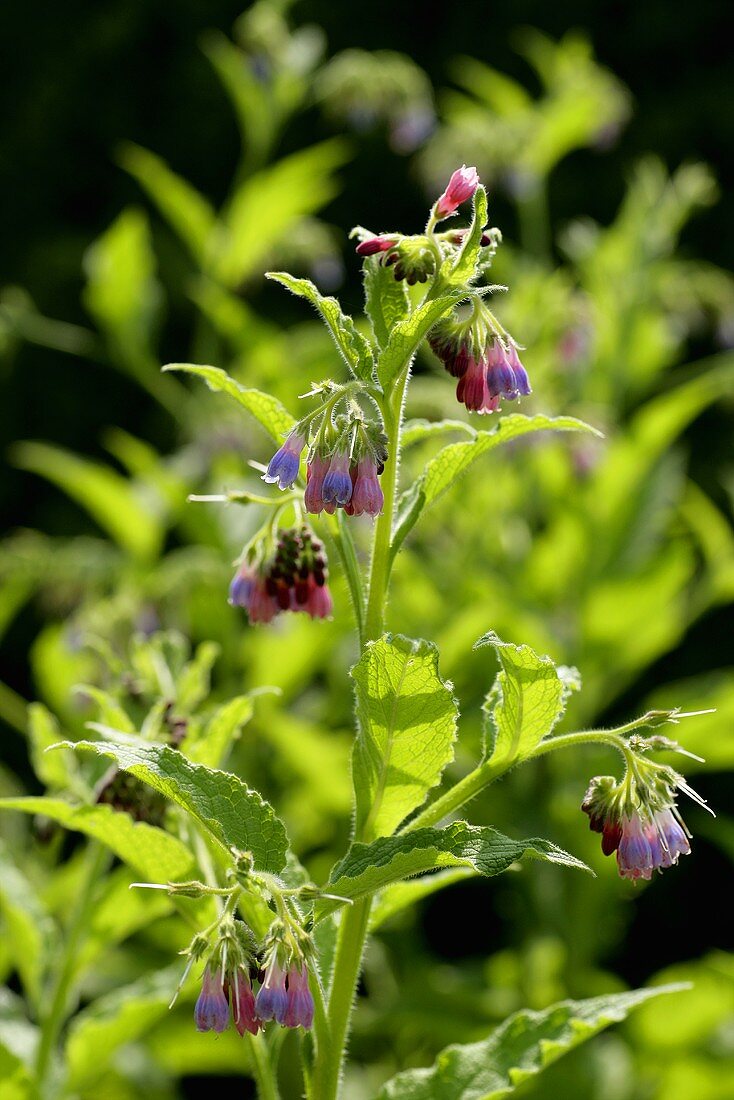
<box><xmin>434</xmin><ymin>165</ymin><xmax>479</xmax><ymax>219</ymax></box>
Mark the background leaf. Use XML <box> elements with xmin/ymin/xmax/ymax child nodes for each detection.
<box><xmin>376</xmin><ymin>985</ymin><xmax>686</xmax><ymax>1099</ymax></box>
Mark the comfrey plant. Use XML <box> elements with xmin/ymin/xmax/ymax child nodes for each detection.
<box><xmin>8</xmin><ymin>168</ymin><xmax>714</xmax><ymax>1098</ymax></box>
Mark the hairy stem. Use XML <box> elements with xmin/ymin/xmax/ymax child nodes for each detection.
<box><xmin>403</xmin><ymin>729</ymin><xmax>634</xmax><ymax>833</ymax></box>
<box><xmin>249</xmin><ymin>1032</ymin><xmax>281</xmax><ymax>1100</ymax></box>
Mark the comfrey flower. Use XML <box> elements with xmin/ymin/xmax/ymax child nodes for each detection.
<box><xmin>429</xmin><ymin>305</ymin><xmax>531</xmax><ymax>415</ymax></box>
<box><xmin>321</xmin><ymin>449</ymin><xmax>354</xmax><ymax>511</ymax></box>
<box><xmin>194</xmin><ymin>965</ymin><xmax>230</xmax><ymax>1033</ymax></box>
<box><xmin>434</xmin><ymin>164</ymin><xmax>479</xmax><ymax>219</ymax></box>
<box><xmin>230</xmin><ymin>969</ymin><xmax>261</xmax><ymax>1036</ymax></box>
<box><xmin>582</xmin><ymin>763</ymin><xmax>711</xmax><ymax>882</ymax></box>
<box><xmin>304</xmin><ymin>453</ymin><xmax>331</xmax><ymax>515</ymax></box>
<box><xmin>254</xmin><ymin>957</ymin><xmax>288</xmax><ymax>1024</ymax></box>
<box><xmin>262</xmin><ymin>429</ymin><xmax>306</xmax><ymax>490</ymax></box>
<box><xmin>230</xmin><ymin>526</ymin><xmax>333</xmax><ymax>623</ymax></box>
<box><xmin>283</xmin><ymin>963</ymin><xmax>314</xmax><ymax>1029</ymax></box>
<box><xmin>346</xmin><ymin>456</ymin><xmax>384</xmax><ymax>517</ymax></box>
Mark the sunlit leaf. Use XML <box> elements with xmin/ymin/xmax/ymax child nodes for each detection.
<box><xmin>352</xmin><ymin>634</ymin><xmax>459</xmax><ymax>841</ymax></box>
<box><xmin>163</xmin><ymin>363</ymin><xmax>295</xmax><ymax>442</ymax></box>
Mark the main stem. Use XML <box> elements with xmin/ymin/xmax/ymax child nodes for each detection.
<box><xmin>313</xmin><ymin>373</ymin><xmax>407</xmax><ymax>1100</ymax></box>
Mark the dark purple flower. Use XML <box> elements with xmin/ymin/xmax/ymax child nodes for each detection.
<box><xmin>506</xmin><ymin>343</ymin><xmax>532</xmax><ymax>396</ymax></box>
<box><xmin>617</xmin><ymin>814</ymin><xmax>655</xmax><ymax>881</ymax></box>
<box><xmin>254</xmin><ymin>959</ymin><xmax>288</xmax><ymax>1024</ymax></box>
<box><xmin>283</xmin><ymin>964</ymin><xmax>314</xmax><ymax>1029</ymax></box>
<box><xmin>321</xmin><ymin>451</ymin><xmax>353</xmax><ymax>509</ymax></box>
<box><xmin>194</xmin><ymin>966</ymin><xmax>230</xmax><ymax>1033</ymax></box>
<box><xmin>262</xmin><ymin>429</ymin><xmax>306</xmax><ymax>491</ymax></box>
<box><xmin>435</xmin><ymin>165</ymin><xmax>479</xmax><ymax>219</ymax></box>
<box><xmin>485</xmin><ymin>340</ymin><xmax>521</xmax><ymax>400</ymax></box>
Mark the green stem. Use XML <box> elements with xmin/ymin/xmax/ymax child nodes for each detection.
<box><xmin>312</xmin><ymin>368</ymin><xmax>410</xmax><ymax>1100</ymax></box>
<box><xmin>34</xmin><ymin>841</ymin><xmax>110</xmax><ymax>1095</ymax></box>
<box><xmin>403</xmin><ymin>729</ymin><xmax>633</xmax><ymax>833</ymax></box>
<box><xmin>249</xmin><ymin>1032</ymin><xmax>281</xmax><ymax>1100</ymax></box>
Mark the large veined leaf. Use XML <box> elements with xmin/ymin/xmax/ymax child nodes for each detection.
<box><xmin>352</xmin><ymin>635</ymin><xmax>459</xmax><ymax>841</ymax></box>
<box><xmin>0</xmin><ymin>798</ymin><xmax>194</xmax><ymax>882</ymax></box>
<box><xmin>119</xmin><ymin>143</ymin><xmax>218</xmax><ymax>265</ymax></box>
<box><xmin>376</xmin><ymin>985</ymin><xmax>686</xmax><ymax>1099</ymax></box>
<box><xmin>363</xmin><ymin>257</ymin><xmax>411</xmax><ymax>350</ymax></box>
<box><xmin>476</xmin><ymin>633</ymin><xmax>565</xmax><ymax>765</ymax></box>
<box><xmin>267</xmin><ymin>272</ymin><xmax>375</xmax><ymax>382</ymax></box>
<box><xmin>392</xmin><ymin>414</ymin><xmax>598</xmax><ymax>558</ymax></box>
<box><xmin>320</xmin><ymin>822</ymin><xmax>588</xmax><ymax>919</ymax></box>
<box><xmin>66</xmin><ymin>965</ymin><xmax>185</xmax><ymax>1089</ymax></box>
<box><xmin>11</xmin><ymin>442</ymin><xmax>165</xmax><ymax>562</ymax></box>
<box><xmin>163</xmin><ymin>363</ymin><xmax>295</xmax><ymax>443</ymax></box>
<box><xmin>57</xmin><ymin>734</ymin><xmax>289</xmax><ymax>872</ymax></box>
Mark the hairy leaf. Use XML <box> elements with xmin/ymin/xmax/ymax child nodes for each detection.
<box><xmin>321</xmin><ymin>822</ymin><xmax>588</xmax><ymax>918</ymax></box>
<box><xmin>450</xmin><ymin>185</ymin><xmax>489</xmax><ymax>284</ymax></box>
<box><xmin>377</xmin><ymin>288</ymin><xmax>468</xmax><ymax>392</ymax></box>
<box><xmin>352</xmin><ymin>634</ymin><xmax>459</xmax><ymax>841</ymax></box>
<box><xmin>376</xmin><ymin>985</ymin><xmax>686</xmax><ymax>1099</ymax></box>
<box><xmin>268</xmin><ymin>272</ymin><xmax>375</xmax><ymax>382</ymax></box>
<box><xmin>163</xmin><ymin>363</ymin><xmax>295</xmax><ymax>442</ymax></box>
<box><xmin>0</xmin><ymin>797</ymin><xmax>194</xmax><ymax>881</ymax></box>
<box><xmin>363</xmin><ymin>257</ymin><xmax>411</xmax><ymax>350</ymax></box>
<box><xmin>476</xmin><ymin>633</ymin><xmax>565</xmax><ymax>764</ymax></box>
<box><xmin>58</xmin><ymin>734</ymin><xmax>289</xmax><ymax>872</ymax></box>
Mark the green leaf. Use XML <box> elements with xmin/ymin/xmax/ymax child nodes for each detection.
<box><xmin>163</xmin><ymin>363</ymin><xmax>295</xmax><ymax>443</ymax></box>
<box><xmin>393</xmin><ymin>414</ymin><xmax>598</xmax><ymax>558</ymax></box>
<box><xmin>322</xmin><ymin>822</ymin><xmax>589</xmax><ymax>918</ymax></box>
<box><xmin>185</xmin><ymin>695</ymin><xmax>254</xmax><ymax>768</ymax></box>
<box><xmin>370</xmin><ymin>868</ymin><xmax>476</xmax><ymax>931</ymax></box>
<box><xmin>0</xmin><ymin>798</ymin><xmax>195</xmax><ymax>881</ymax></box>
<box><xmin>450</xmin><ymin>185</ymin><xmax>488</xmax><ymax>284</ymax></box>
<box><xmin>401</xmin><ymin>419</ymin><xmax>476</xmax><ymax>449</ymax></box>
<box><xmin>363</xmin><ymin>257</ymin><xmax>411</xmax><ymax>350</ymax></box>
<box><xmin>0</xmin><ymin>839</ymin><xmax>57</xmax><ymax>1008</ymax></box>
<box><xmin>375</xmin><ymin>985</ymin><xmax>687</xmax><ymax>1099</ymax></box>
<box><xmin>119</xmin><ymin>144</ymin><xmax>218</xmax><ymax>265</ymax></box>
<box><xmin>58</xmin><ymin>734</ymin><xmax>289</xmax><ymax>872</ymax></box>
<box><xmin>475</xmin><ymin>633</ymin><xmax>565</xmax><ymax>765</ymax></box>
<box><xmin>66</xmin><ymin>965</ymin><xmax>183</xmax><ymax>1089</ymax></box>
<box><xmin>352</xmin><ymin>634</ymin><xmax>459</xmax><ymax>841</ymax></box>
<box><xmin>11</xmin><ymin>442</ymin><xmax>165</xmax><ymax>562</ymax></box>
<box><xmin>82</xmin><ymin>208</ymin><xmax>161</xmax><ymax>343</ymax></box>
<box><xmin>26</xmin><ymin>703</ymin><xmax>77</xmax><ymax>789</ymax></box>
<box><xmin>267</xmin><ymin>272</ymin><xmax>375</xmax><ymax>382</ymax></box>
<box><xmin>215</xmin><ymin>140</ymin><xmax>349</xmax><ymax>286</ymax></box>
<box><xmin>377</xmin><ymin>288</ymin><xmax>468</xmax><ymax>392</ymax></box>
<box><xmin>175</xmin><ymin>641</ymin><xmax>221</xmax><ymax>712</ymax></box>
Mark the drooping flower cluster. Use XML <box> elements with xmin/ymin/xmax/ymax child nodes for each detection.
<box><xmin>581</xmin><ymin>760</ymin><xmax>711</xmax><ymax>882</ymax></box>
<box><xmin>194</xmin><ymin>924</ymin><xmax>314</xmax><ymax>1036</ymax></box>
<box><xmin>429</xmin><ymin>306</ymin><xmax>531</xmax><ymax>415</ymax></box>
<box><xmin>229</xmin><ymin>525</ymin><xmax>332</xmax><ymax>623</ymax></box>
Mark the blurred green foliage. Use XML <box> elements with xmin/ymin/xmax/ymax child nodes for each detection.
<box><xmin>1</xmin><ymin>3</ymin><xmax>733</xmax><ymax>1098</ymax></box>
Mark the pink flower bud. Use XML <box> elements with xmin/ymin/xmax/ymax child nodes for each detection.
<box><xmin>435</xmin><ymin>165</ymin><xmax>479</xmax><ymax>219</ymax></box>
<box><xmin>356</xmin><ymin>235</ymin><xmax>398</xmax><ymax>257</ymax></box>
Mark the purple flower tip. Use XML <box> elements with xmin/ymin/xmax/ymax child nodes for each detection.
<box><xmin>284</xmin><ymin>965</ymin><xmax>314</xmax><ymax>1029</ymax></box>
<box><xmin>262</xmin><ymin>430</ymin><xmax>306</xmax><ymax>491</ymax></box>
<box><xmin>194</xmin><ymin>966</ymin><xmax>230</xmax><ymax>1033</ymax></box>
